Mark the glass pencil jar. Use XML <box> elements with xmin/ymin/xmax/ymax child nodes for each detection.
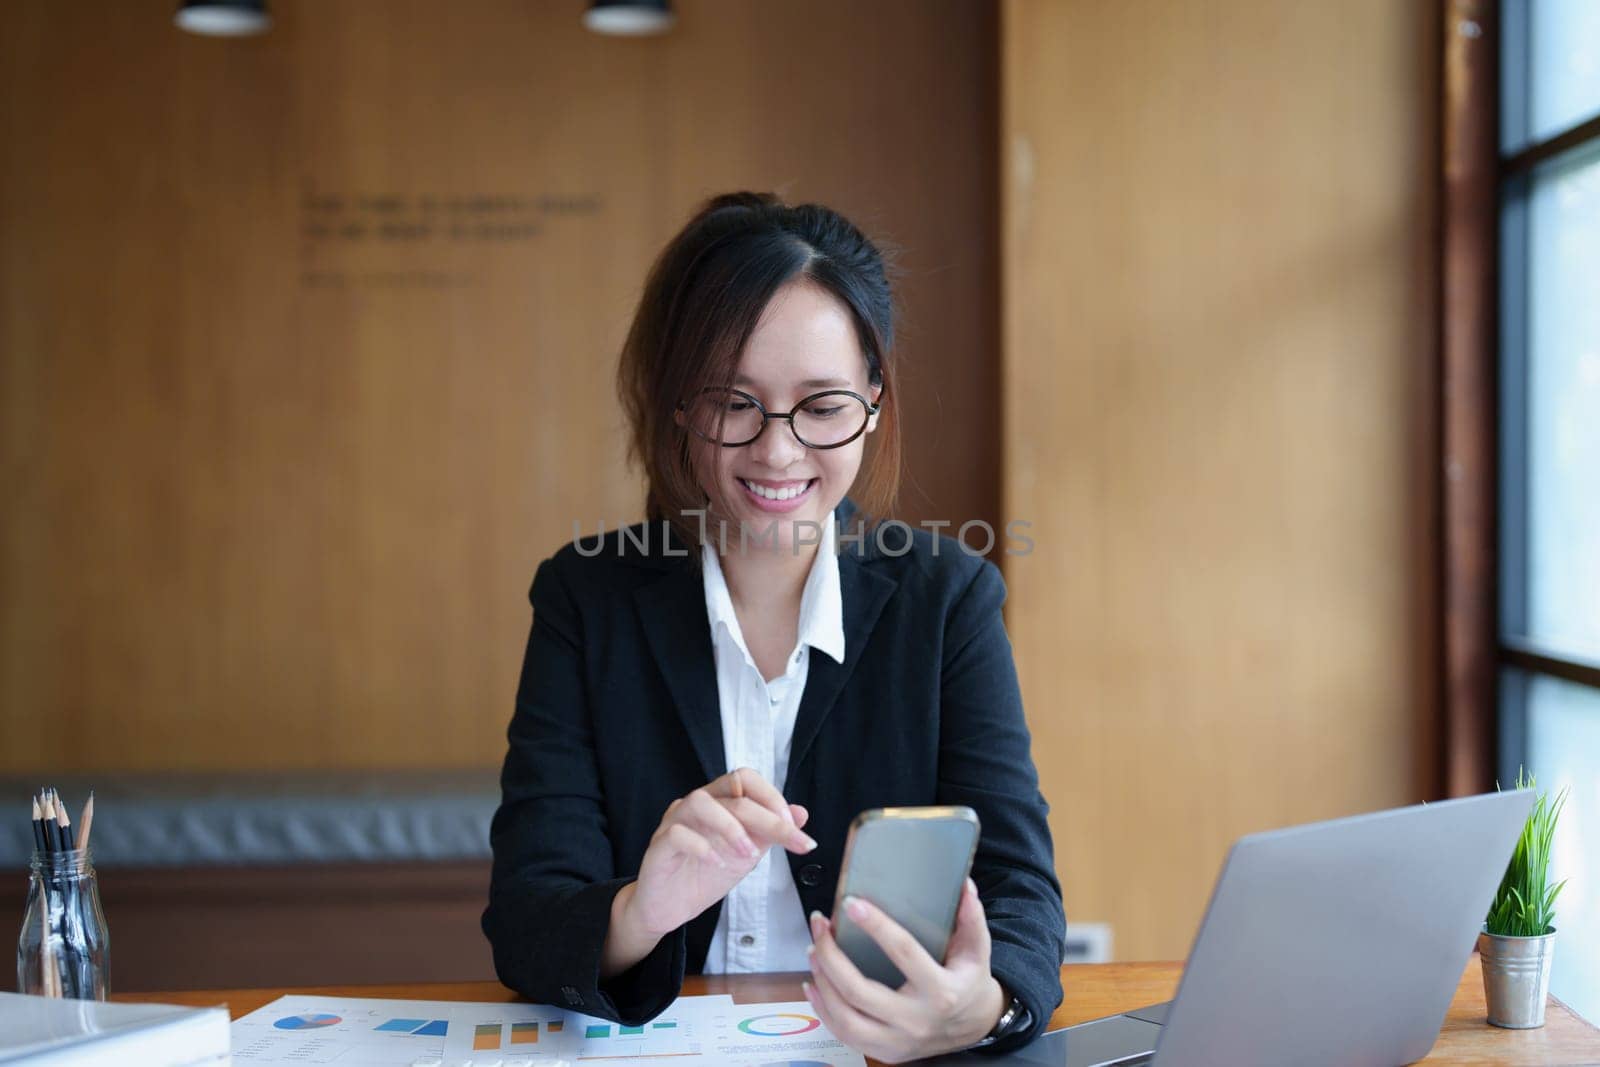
<box><xmin>17</xmin><ymin>848</ymin><xmax>109</xmax><ymax>999</ymax></box>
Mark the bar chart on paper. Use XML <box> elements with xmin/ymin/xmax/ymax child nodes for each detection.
<box><xmin>465</xmin><ymin>1018</ymin><xmax>571</xmax><ymax>1053</ymax></box>
<box><xmin>233</xmin><ymin>995</ymin><xmax>569</xmax><ymax>1066</ymax></box>
<box><xmin>564</xmin><ymin>1014</ymin><xmax>699</xmax><ymax>1059</ymax></box>
<box><xmin>435</xmin><ymin>1000</ymin><xmax>732</xmax><ymax>1062</ymax></box>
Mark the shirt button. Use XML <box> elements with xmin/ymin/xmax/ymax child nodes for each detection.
<box><xmin>739</xmin><ymin>934</ymin><xmax>756</xmax><ymax>947</ymax></box>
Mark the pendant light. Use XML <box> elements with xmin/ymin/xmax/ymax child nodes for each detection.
<box><xmin>583</xmin><ymin>0</ymin><xmax>675</xmax><ymax>36</ymax></box>
<box><xmin>175</xmin><ymin>0</ymin><xmax>272</xmax><ymax>37</ymax></box>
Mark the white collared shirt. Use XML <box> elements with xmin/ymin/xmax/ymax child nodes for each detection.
<box><xmin>699</xmin><ymin>513</ymin><xmax>845</xmax><ymax>974</ymax></box>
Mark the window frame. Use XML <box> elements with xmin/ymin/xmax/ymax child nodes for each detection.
<box><xmin>1441</xmin><ymin>0</ymin><xmax>1600</xmax><ymax>794</ymax></box>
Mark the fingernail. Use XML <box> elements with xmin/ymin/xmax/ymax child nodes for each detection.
<box><xmin>799</xmin><ymin>833</ymin><xmax>818</xmax><ymax>852</ymax></box>
<box><xmin>806</xmin><ymin>943</ymin><xmax>815</xmax><ymax>957</ymax></box>
<box><xmin>844</xmin><ymin>895</ymin><xmax>867</xmax><ymax>921</ymax></box>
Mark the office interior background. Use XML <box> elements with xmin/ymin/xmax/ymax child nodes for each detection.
<box><xmin>1</xmin><ymin>0</ymin><xmax>1596</xmax><ymax>1027</ymax></box>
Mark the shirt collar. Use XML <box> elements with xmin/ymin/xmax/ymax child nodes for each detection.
<box><xmin>701</xmin><ymin>511</ymin><xmax>846</xmax><ymax>666</ymax></box>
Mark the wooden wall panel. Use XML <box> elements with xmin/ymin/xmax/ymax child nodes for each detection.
<box><xmin>1001</xmin><ymin>0</ymin><xmax>1439</xmax><ymax>960</ymax></box>
<box><xmin>0</xmin><ymin>1</ymin><xmax>997</xmax><ymax>773</ymax></box>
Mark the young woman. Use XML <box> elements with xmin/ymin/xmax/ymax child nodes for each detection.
<box><xmin>483</xmin><ymin>192</ymin><xmax>1064</xmax><ymax>1061</ymax></box>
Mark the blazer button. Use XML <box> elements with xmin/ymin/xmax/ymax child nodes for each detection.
<box><xmin>799</xmin><ymin>863</ymin><xmax>823</xmax><ymax>887</ymax></box>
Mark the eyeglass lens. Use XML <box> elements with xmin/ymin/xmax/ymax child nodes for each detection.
<box><xmin>684</xmin><ymin>389</ymin><xmax>868</xmax><ymax>448</ymax></box>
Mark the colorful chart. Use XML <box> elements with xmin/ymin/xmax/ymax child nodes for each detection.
<box><xmin>707</xmin><ymin>1003</ymin><xmax>860</xmax><ymax>1067</ymax></box>
<box><xmin>471</xmin><ymin>1019</ymin><xmax>560</xmax><ymax>1050</ymax></box>
<box><xmin>374</xmin><ymin>1018</ymin><xmax>426</xmax><ymax>1032</ymax></box>
<box><xmin>371</xmin><ymin>1017</ymin><xmax>448</xmax><ymax>1036</ymax></box>
<box><xmin>738</xmin><ymin>1013</ymin><xmax>822</xmax><ymax>1037</ymax></box>
<box><xmin>571</xmin><ymin>1014</ymin><xmax>699</xmax><ymax>1060</ymax></box>
<box><xmin>583</xmin><ymin>1020</ymin><xmax>680</xmax><ymax>1039</ymax></box>
<box><xmin>272</xmin><ymin>1012</ymin><xmax>341</xmax><ymax>1030</ymax></box>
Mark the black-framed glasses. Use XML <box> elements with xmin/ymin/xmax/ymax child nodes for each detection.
<box><xmin>677</xmin><ymin>387</ymin><xmax>879</xmax><ymax>449</ymax></box>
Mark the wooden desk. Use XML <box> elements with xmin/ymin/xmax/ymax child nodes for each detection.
<box><xmin>119</xmin><ymin>955</ymin><xmax>1597</xmax><ymax>1064</ymax></box>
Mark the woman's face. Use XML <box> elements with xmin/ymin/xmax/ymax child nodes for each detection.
<box><xmin>686</xmin><ymin>278</ymin><xmax>880</xmax><ymax>554</ymax></box>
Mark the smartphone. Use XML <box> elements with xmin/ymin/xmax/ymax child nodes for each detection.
<box><xmin>830</xmin><ymin>805</ymin><xmax>980</xmax><ymax>988</ymax></box>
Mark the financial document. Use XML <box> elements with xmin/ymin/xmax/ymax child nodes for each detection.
<box><xmin>231</xmin><ymin>991</ymin><xmax>867</xmax><ymax>1067</ymax></box>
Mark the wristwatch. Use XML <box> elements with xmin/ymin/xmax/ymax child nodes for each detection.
<box><xmin>967</xmin><ymin>985</ymin><xmax>1032</xmax><ymax>1049</ymax></box>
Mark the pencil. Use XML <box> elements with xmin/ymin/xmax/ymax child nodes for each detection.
<box><xmin>54</xmin><ymin>792</ymin><xmax>82</xmax><ymax>986</ymax></box>
<box><xmin>40</xmin><ymin>791</ymin><xmax>60</xmax><ymax>852</ymax></box>
<box><xmin>76</xmin><ymin>792</ymin><xmax>95</xmax><ymax>852</ymax></box>
<box><xmin>50</xmin><ymin>790</ymin><xmax>77</xmax><ymax>996</ymax></box>
<box><xmin>40</xmin><ymin>885</ymin><xmax>58</xmax><ymax>997</ymax></box>
<box><xmin>75</xmin><ymin>792</ymin><xmax>96</xmax><ymax>997</ymax></box>
<box><xmin>53</xmin><ymin>790</ymin><xmax>69</xmax><ymax>851</ymax></box>
<box><xmin>31</xmin><ymin>795</ymin><xmax>46</xmax><ymax>854</ymax></box>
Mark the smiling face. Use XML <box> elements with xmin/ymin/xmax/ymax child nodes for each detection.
<box><xmin>685</xmin><ymin>278</ymin><xmax>881</xmax><ymax>554</ymax></box>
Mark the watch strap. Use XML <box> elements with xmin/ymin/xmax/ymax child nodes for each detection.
<box><xmin>967</xmin><ymin>988</ymin><xmax>1029</xmax><ymax>1049</ymax></box>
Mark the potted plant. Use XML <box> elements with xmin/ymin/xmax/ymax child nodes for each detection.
<box><xmin>1479</xmin><ymin>769</ymin><xmax>1569</xmax><ymax>1028</ymax></box>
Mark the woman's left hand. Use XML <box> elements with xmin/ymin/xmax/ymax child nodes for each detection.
<box><xmin>803</xmin><ymin>877</ymin><xmax>1008</xmax><ymax>1064</ymax></box>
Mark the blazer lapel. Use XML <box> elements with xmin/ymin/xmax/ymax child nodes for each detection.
<box><xmin>786</xmin><ymin>550</ymin><xmax>897</xmax><ymax>783</ymax></box>
<box><xmin>634</xmin><ymin>561</ymin><xmax>727</xmax><ymax>785</ymax></box>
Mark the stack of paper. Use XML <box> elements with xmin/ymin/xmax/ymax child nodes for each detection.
<box><xmin>0</xmin><ymin>991</ymin><xmax>229</xmax><ymax>1066</ymax></box>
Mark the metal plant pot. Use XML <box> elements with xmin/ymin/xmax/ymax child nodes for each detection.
<box><xmin>1478</xmin><ymin>925</ymin><xmax>1556</xmax><ymax>1029</ymax></box>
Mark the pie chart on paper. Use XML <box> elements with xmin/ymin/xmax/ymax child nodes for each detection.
<box><xmin>273</xmin><ymin>1012</ymin><xmax>342</xmax><ymax>1030</ymax></box>
<box><xmin>737</xmin><ymin>1013</ymin><xmax>822</xmax><ymax>1036</ymax></box>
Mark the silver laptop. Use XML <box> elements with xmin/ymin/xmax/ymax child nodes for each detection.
<box><xmin>932</xmin><ymin>790</ymin><xmax>1535</xmax><ymax>1067</ymax></box>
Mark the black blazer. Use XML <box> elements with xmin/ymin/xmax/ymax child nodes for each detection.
<box><xmin>482</xmin><ymin>498</ymin><xmax>1065</xmax><ymax>1052</ymax></box>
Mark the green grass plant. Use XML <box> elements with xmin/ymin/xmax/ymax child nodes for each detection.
<box><xmin>1485</xmin><ymin>768</ymin><xmax>1569</xmax><ymax>938</ymax></box>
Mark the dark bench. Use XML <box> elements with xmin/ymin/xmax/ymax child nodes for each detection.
<box><xmin>4</xmin><ymin>773</ymin><xmax>500</xmax><ymax>992</ymax></box>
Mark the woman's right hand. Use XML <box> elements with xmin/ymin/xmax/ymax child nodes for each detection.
<box><xmin>624</xmin><ymin>766</ymin><xmax>818</xmax><ymax>939</ymax></box>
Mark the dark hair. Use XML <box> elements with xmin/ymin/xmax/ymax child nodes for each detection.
<box><xmin>617</xmin><ymin>191</ymin><xmax>903</xmax><ymax>547</ymax></box>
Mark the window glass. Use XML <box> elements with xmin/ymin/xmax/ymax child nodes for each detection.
<box><xmin>1504</xmin><ymin>0</ymin><xmax>1600</xmax><ymax>152</ymax></box>
<box><xmin>1522</xmin><ymin>673</ymin><xmax>1600</xmax><ymax>1025</ymax></box>
<box><xmin>1523</xmin><ymin>143</ymin><xmax>1600</xmax><ymax>659</ymax></box>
